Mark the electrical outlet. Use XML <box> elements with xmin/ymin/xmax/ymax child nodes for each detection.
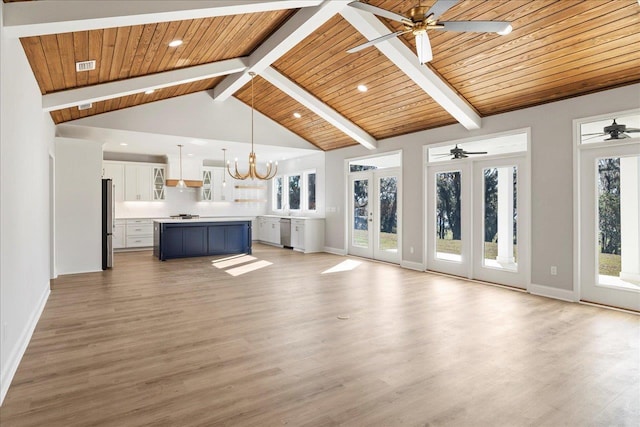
<box><xmin>550</xmin><ymin>266</ymin><xmax>557</xmax><ymax>276</ymax></box>
<box><xmin>410</xmin><ymin>246</ymin><xmax>414</xmax><ymax>254</ymax></box>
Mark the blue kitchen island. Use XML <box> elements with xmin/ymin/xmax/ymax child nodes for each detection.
<box><xmin>153</xmin><ymin>218</ymin><xmax>252</xmax><ymax>261</ymax></box>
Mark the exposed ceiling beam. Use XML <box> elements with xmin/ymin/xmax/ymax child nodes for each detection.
<box><xmin>3</xmin><ymin>0</ymin><xmax>323</xmax><ymax>38</ymax></box>
<box><xmin>42</xmin><ymin>58</ymin><xmax>248</xmax><ymax>112</ymax></box>
<box><xmin>340</xmin><ymin>7</ymin><xmax>481</xmax><ymax>130</ymax></box>
<box><xmin>261</xmin><ymin>67</ymin><xmax>377</xmax><ymax>150</ymax></box>
<box><xmin>212</xmin><ymin>0</ymin><xmax>350</xmax><ymax>102</ymax></box>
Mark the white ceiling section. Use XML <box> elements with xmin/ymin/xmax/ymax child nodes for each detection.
<box><xmin>58</xmin><ymin>92</ymin><xmax>320</xmax><ymax>161</ymax></box>
<box><xmin>3</xmin><ymin>0</ymin><xmax>324</xmax><ymax>37</ymax></box>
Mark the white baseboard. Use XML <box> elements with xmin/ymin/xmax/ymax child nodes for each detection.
<box><xmin>400</xmin><ymin>260</ymin><xmax>425</xmax><ymax>271</ymax></box>
<box><xmin>528</xmin><ymin>283</ymin><xmax>577</xmax><ymax>303</ymax></box>
<box><xmin>1</xmin><ymin>284</ymin><xmax>50</xmax><ymax>406</ymax></box>
<box><xmin>323</xmin><ymin>246</ymin><xmax>346</xmax><ymax>256</ymax></box>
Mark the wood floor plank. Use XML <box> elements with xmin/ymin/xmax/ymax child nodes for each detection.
<box><xmin>1</xmin><ymin>245</ymin><xmax>638</xmax><ymax>426</ymax></box>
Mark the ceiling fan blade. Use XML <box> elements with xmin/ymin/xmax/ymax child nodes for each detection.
<box><xmin>581</xmin><ymin>132</ymin><xmax>607</xmax><ymax>136</ymax></box>
<box><xmin>425</xmin><ymin>0</ymin><xmax>458</xmax><ymax>20</ymax></box>
<box><xmin>624</xmin><ymin>128</ymin><xmax>640</xmax><ymax>132</ymax></box>
<box><xmin>347</xmin><ymin>30</ymin><xmax>410</xmax><ymax>54</ymax></box>
<box><xmin>463</xmin><ymin>151</ymin><xmax>488</xmax><ymax>155</ymax></box>
<box><xmin>582</xmin><ymin>134</ymin><xmax>607</xmax><ymax>141</ymax></box>
<box><xmin>415</xmin><ymin>32</ymin><xmax>433</xmax><ymax>64</ymax></box>
<box><xmin>439</xmin><ymin>21</ymin><xmax>512</xmax><ymax>34</ymax></box>
<box><xmin>348</xmin><ymin>1</ymin><xmax>413</xmax><ymax>26</ymax></box>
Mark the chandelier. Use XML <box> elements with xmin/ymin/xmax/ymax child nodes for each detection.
<box><xmin>227</xmin><ymin>72</ymin><xmax>277</xmax><ymax>180</ymax></box>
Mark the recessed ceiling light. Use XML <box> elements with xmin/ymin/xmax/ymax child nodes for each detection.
<box><xmin>187</xmin><ymin>153</ymin><xmax>194</xmax><ymax>156</ymax></box>
<box><xmin>293</xmin><ymin>112</ymin><xmax>302</xmax><ymax>119</ymax></box>
<box><xmin>120</xmin><ymin>143</ymin><xmax>128</xmax><ymax>146</ymax></box>
<box><xmin>168</xmin><ymin>40</ymin><xmax>183</xmax><ymax>47</ymax></box>
<box><xmin>357</xmin><ymin>84</ymin><xmax>368</xmax><ymax>92</ymax></box>
<box><xmin>144</xmin><ymin>89</ymin><xmax>155</xmax><ymax>95</ymax></box>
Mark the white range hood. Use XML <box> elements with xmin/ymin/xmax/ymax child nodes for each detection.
<box><xmin>165</xmin><ymin>155</ymin><xmax>203</xmax><ymax>188</ymax></box>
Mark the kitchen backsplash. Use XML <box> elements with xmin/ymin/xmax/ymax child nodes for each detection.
<box><xmin>115</xmin><ymin>186</ymin><xmax>268</xmax><ymax>219</ymax></box>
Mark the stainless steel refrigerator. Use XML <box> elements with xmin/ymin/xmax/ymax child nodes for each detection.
<box><xmin>102</xmin><ymin>178</ymin><xmax>114</xmax><ymax>269</ymax></box>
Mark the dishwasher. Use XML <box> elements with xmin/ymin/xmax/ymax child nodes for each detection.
<box><xmin>279</xmin><ymin>218</ymin><xmax>292</xmax><ymax>248</ymax></box>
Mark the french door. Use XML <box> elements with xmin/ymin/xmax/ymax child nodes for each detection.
<box><xmin>426</xmin><ymin>162</ymin><xmax>470</xmax><ymax>277</ymax></box>
<box><xmin>472</xmin><ymin>156</ymin><xmax>528</xmax><ymax>288</ymax></box>
<box><xmin>426</xmin><ymin>155</ymin><xmax>528</xmax><ymax>289</ymax></box>
<box><xmin>348</xmin><ymin>169</ymin><xmax>401</xmax><ymax>263</ymax></box>
<box><xmin>579</xmin><ymin>142</ymin><xmax>640</xmax><ymax>311</ymax></box>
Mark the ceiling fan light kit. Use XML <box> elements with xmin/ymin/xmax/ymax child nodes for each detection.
<box><xmin>347</xmin><ymin>0</ymin><xmax>512</xmax><ymax>64</ymax></box>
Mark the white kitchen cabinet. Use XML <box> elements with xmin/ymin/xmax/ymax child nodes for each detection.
<box><xmin>200</xmin><ymin>168</ymin><xmax>213</xmax><ymax>201</ymax></box>
<box><xmin>292</xmin><ymin>218</ymin><xmax>324</xmax><ymax>253</ymax></box>
<box><xmin>124</xmin><ymin>163</ymin><xmax>165</xmax><ymax>201</ymax></box>
<box><xmin>113</xmin><ymin>220</ymin><xmax>126</xmax><ymax>249</ymax></box>
<box><xmin>103</xmin><ymin>162</ymin><xmax>125</xmax><ymax>202</ymax></box>
<box><xmin>199</xmin><ymin>167</ymin><xmax>231</xmax><ymax>202</ymax></box>
<box><xmin>125</xmin><ymin>219</ymin><xmax>154</xmax><ymax>248</ymax></box>
<box><xmin>291</xmin><ymin>219</ymin><xmax>305</xmax><ymax>251</ymax></box>
<box><xmin>257</xmin><ymin>216</ymin><xmax>281</xmax><ymax>246</ymax></box>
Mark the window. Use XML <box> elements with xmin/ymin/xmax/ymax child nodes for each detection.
<box><xmin>288</xmin><ymin>175</ymin><xmax>301</xmax><ymax>210</ymax></box>
<box><xmin>272</xmin><ymin>170</ymin><xmax>317</xmax><ymax>212</ymax></box>
<box><xmin>273</xmin><ymin>176</ymin><xmax>283</xmax><ymax>210</ymax></box>
<box><xmin>306</xmin><ymin>172</ymin><xmax>316</xmax><ymax>211</ymax></box>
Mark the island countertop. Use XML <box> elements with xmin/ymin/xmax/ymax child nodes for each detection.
<box><xmin>153</xmin><ymin>217</ymin><xmax>255</xmax><ymax>224</ymax></box>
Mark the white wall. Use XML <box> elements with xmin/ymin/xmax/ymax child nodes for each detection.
<box><xmin>55</xmin><ymin>138</ymin><xmax>103</xmax><ymax>275</ymax></box>
<box><xmin>325</xmin><ymin>84</ymin><xmax>640</xmax><ymax>291</ymax></box>
<box><xmin>0</xmin><ymin>8</ymin><xmax>56</xmax><ymax>403</ymax></box>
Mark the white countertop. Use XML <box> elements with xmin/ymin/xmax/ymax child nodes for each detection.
<box><xmin>259</xmin><ymin>215</ymin><xmax>325</xmax><ymax>220</ymax></box>
<box><xmin>154</xmin><ymin>217</ymin><xmax>255</xmax><ymax>224</ymax></box>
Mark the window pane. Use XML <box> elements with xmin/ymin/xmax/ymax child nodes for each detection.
<box><xmin>435</xmin><ymin>171</ymin><xmax>461</xmax><ymax>262</ymax></box>
<box><xmin>274</xmin><ymin>177</ymin><xmax>282</xmax><ymax>209</ymax></box>
<box><xmin>353</xmin><ymin>179</ymin><xmax>368</xmax><ymax>247</ymax></box>
<box><xmin>483</xmin><ymin>166</ymin><xmax>518</xmax><ymax>271</ymax></box>
<box><xmin>307</xmin><ymin>173</ymin><xmax>316</xmax><ymax>210</ymax></box>
<box><xmin>598</xmin><ymin>155</ymin><xmax>640</xmax><ymax>288</ymax></box>
<box><xmin>289</xmin><ymin>175</ymin><xmax>301</xmax><ymax>210</ymax></box>
<box><xmin>598</xmin><ymin>158</ymin><xmax>621</xmax><ymax>278</ymax></box>
<box><xmin>379</xmin><ymin>176</ymin><xmax>397</xmax><ymax>252</ymax></box>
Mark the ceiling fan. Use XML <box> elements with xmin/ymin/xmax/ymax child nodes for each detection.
<box><xmin>582</xmin><ymin>119</ymin><xmax>640</xmax><ymax>141</ymax></box>
<box><xmin>347</xmin><ymin>0</ymin><xmax>512</xmax><ymax>64</ymax></box>
<box><xmin>433</xmin><ymin>144</ymin><xmax>488</xmax><ymax>160</ymax></box>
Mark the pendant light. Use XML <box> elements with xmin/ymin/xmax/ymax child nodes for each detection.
<box><xmin>227</xmin><ymin>72</ymin><xmax>277</xmax><ymax>181</ymax></box>
<box><xmin>177</xmin><ymin>144</ymin><xmax>186</xmax><ymax>191</ymax></box>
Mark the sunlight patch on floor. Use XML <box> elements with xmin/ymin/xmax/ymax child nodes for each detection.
<box><xmin>226</xmin><ymin>260</ymin><xmax>273</xmax><ymax>277</ymax></box>
<box><xmin>212</xmin><ymin>255</ymin><xmax>256</xmax><ymax>269</ymax></box>
<box><xmin>321</xmin><ymin>259</ymin><xmax>362</xmax><ymax>274</ymax></box>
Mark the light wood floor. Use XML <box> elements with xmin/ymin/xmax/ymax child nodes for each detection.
<box><xmin>1</xmin><ymin>244</ymin><xmax>638</xmax><ymax>426</ymax></box>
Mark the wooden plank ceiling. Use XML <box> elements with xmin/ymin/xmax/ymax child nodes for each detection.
<box><xmin>11</xmin><ymin>0</ymin><xmax>640</xmax><ymax>151</ymax></box>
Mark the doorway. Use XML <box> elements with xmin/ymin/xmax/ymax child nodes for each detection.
<box><xmin>425</xmin><ymin>131</ymin><xmax>529</xmax><ymax>289</ymax></box>
<box><xmin>576</xmin><ymin>111</ymin><xmax>640</xmax><ymax>311</ymax></box>
<box><xmin>347</xmin><ymin>153</ymin><xmax>401</xmax><ymax>264</ymax></box>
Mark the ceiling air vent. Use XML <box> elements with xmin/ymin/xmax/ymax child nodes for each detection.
<box><xmin>78</xmin><ymin>103</ymin><xmax>93</xmax><ymax>111</ymax></box>
<box><xmin>75</xmin><ymin>60</ymin><xmax>96</xmax><ymax>72</ymax></box>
